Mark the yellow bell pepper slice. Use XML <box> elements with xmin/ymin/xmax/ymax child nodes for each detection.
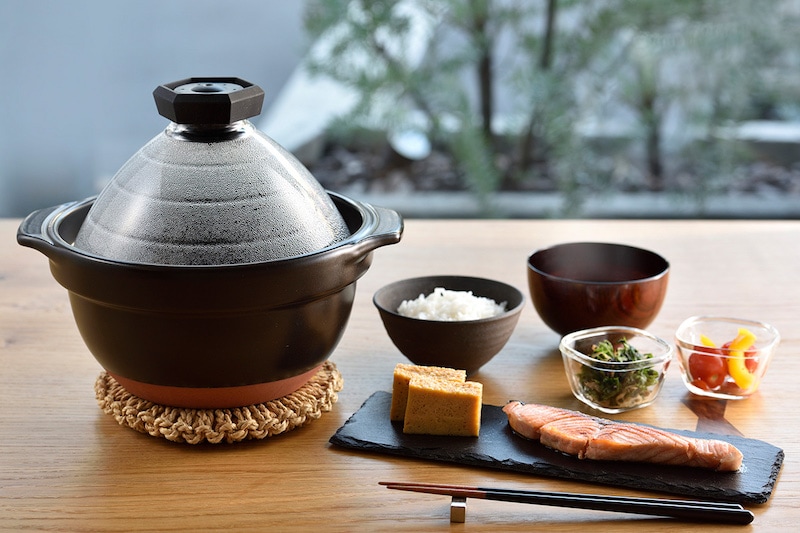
<box><xmin>726</xmin><ymin>328</ymin><xmax>757</xmax><ymax>390</ymax></box>
<box><xmin>700</xmin><ymin>334</ymin><xmax>716</xmax><ymax>348</ymax></box>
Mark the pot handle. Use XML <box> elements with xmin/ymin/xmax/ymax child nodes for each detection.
<box><xmin>17</xmin><ymin>197</ymin><xmax>92</xmax><ymax>256</ymax></box>
<box><xmin>351</xmin><ymin>204</ymin><xmax>404</xmax><ymax>255</ymax></box>
<box><xmin>17</xmin><ymin>204</ymin><xmax>60</xmax><ymax>250</ymax></box>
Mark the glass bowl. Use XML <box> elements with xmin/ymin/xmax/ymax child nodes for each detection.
<box><xmin>675</xmin><ymin>316</ymin><xmax>780</xmax><ymax>399</ymax></box>
<box><xmin>559</xmin><ymin>326</ymin><xmax>673</xmax><ymax>414</ymax></box>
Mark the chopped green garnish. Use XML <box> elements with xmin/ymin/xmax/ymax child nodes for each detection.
<box><xmin>578</xmin><ymin>338</ymin><xmax>661</xmax><ymax>408</ymax></box>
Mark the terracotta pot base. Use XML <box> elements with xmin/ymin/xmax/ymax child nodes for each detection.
<box><xmin>108</xmin><ymin>365</ymin><xmax>323</xmax><ymax>409</ymax></box>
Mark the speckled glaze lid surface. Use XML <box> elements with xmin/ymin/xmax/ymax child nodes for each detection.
<box><xmin>74</xmin><ymin>77</ymin><xmax>350</xmax><ymax>265</ymax></box>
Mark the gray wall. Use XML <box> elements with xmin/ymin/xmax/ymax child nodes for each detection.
<box><xmin>0</xmin><ymin>0</ymin><xmax>307</xmax><ymax>217</ymax></box>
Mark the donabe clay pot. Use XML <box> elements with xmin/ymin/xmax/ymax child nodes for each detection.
<box><xmin>18</xmin><ymin>193</ymin><xmax>401</xmax><ymax>408</ymax></box>
<box><xmin>17</xmin><ymin>77</ymin><xmax>404</xmax><ymax>408</ymax></box>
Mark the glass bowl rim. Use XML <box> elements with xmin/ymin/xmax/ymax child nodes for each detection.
<box><xmin>559</xmin><ymin>325</ymin><xmax>674</xmax><ymax>367</ymax></box>
<box><xmin>675</xmin><ymin>315</ymin><xmax>780</xmax><ymax>352</ymax></box>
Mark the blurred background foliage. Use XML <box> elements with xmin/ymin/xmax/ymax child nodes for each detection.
<box><xmin>301</xmin><ymin>0</ymin><xmax>800</xmax><ymax>215</ymax></box>
<box><xmin>2</xmin><ymin>1</ymin><xmax>797</xmax><ymax>219</ymax></box>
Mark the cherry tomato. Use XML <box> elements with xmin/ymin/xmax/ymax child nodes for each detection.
<box><xmin>688</xmin><ymin>347</ymin><xmax>727</xmax><ymax>389</ymax></box>
<box><xmin>723</xmin><ymin>341</ymin><xmax>759</xmax><ymax>373</ymax></box>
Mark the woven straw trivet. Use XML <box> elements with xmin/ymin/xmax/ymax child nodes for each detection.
<box><xmin>95</xmin><ymin>361</ymin><xmax>343</xmax><ymax>444</ymax></box>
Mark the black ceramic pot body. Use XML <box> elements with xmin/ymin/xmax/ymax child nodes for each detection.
<box><xmin>18</xmin><ymin>192</ymin><xmax>402</xmax><ymax>408</ymax></box>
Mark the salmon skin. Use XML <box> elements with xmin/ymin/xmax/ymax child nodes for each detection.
<box><xmin>502</xmin><ymin>401</ymin><xmax>743</xmax><ymax>472</ymax></box>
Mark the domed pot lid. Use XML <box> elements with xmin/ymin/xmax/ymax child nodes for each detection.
<box><xmin>74</xmin><ymin>77</ymin><xmax>351</xmax><ymax>265</ymax></box>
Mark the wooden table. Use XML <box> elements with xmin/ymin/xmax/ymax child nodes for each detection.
<box><xmin>1</xmin><ymin>217</ymin><xmax>798</xmax><ymax>531</ymax></box>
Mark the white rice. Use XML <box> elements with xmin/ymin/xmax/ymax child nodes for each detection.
<box><xmin>397</xmin><ymin>287</ymin><xmax>507</xmax><ymax>321</ymax></box>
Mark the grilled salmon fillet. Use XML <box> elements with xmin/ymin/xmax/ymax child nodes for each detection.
<box><xmin>502</xmin><ymin>401</ymin><xmax>743</xmax><ymax>472</ymax></box>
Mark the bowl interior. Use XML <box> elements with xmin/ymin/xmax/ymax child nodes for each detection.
<box><xmin>528</xmin><ymin>242</ymin><xmax>668</xmax><ymax>284</ymax></box>
<box><xmin>374</xmin><ymin>275</ymin><xmax>524</xmax><ymax>320</ymax></box>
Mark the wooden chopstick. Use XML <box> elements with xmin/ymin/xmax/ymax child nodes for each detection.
<box><xmin>380</xmin><ymin>481</ymin><xmax>754</xmax><ymax>525</ymax></box>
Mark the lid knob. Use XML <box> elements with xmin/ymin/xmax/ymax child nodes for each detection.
<box><xmin>153</xmin><ymin>77</ymin><xmax>265</xmax><ymax>125</ymax></box>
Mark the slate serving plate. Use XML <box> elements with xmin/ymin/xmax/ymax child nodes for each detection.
<box><xmin>330</xmin><ymin>391</ymin><xmax>784</xmax><ymax>504</ymax></box>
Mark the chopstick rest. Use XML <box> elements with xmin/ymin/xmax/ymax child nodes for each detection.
<box><xmin>380</xmin><ymin>481</ymin><xmax>754</xmax><ymax>525</ymax></box>
<box><xmin>449</xmin><ymin>497</ymin><xmax>467</xmax><ymax>523</ymax></box>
